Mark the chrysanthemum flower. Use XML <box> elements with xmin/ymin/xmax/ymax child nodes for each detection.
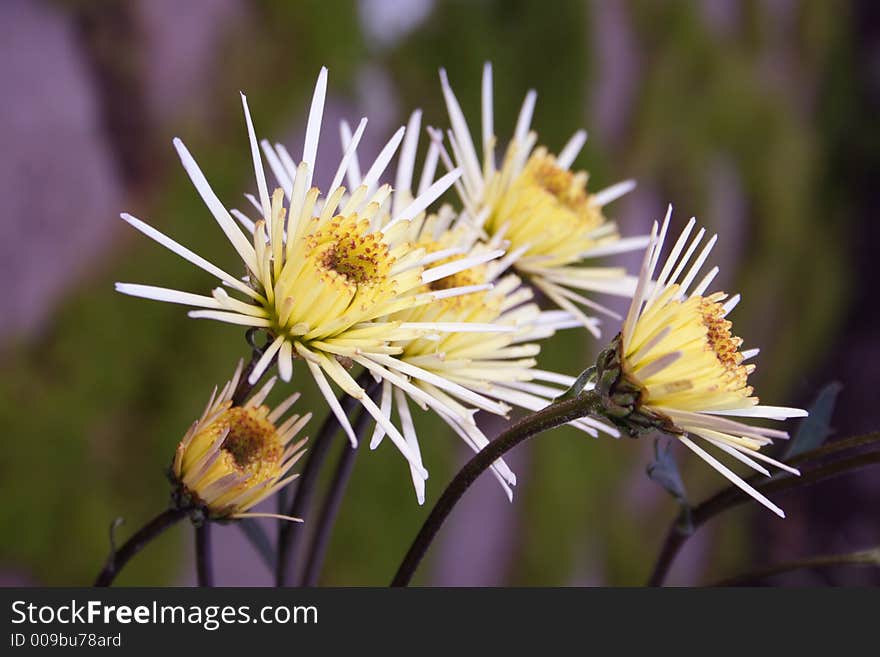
<box><xmin>324</xmin><ymin>111</ymin><xmax>619</xmax><ymax>501</ymax></box>
<box><xmin>171</xmin><ymin>361</ymin><xmax>309</xmax><ymax>521</ymax></box>
<box><xmin>595</xmin><ymin>206</ymin><xmax>807</xmax><ymax>517</ymax></box>
<box><xmin>117</xmin><ymin>68</ymin><xmax>513</xmax><ymax>488</ymax></box>
<box><xmin>256</xmin><ymin>107</ymin><xmax>522</xmax><ymax>502</ymax></box>
<box><xmin>433</xmin><ymin>63</ymin><xmax>650</xmax><ymax>334</ymax></box>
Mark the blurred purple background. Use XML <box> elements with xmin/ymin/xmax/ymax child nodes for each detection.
<box><xmin>1</xmin><ymin>0</ymin><xmax>878</xmax><ymax>587</ymax></box>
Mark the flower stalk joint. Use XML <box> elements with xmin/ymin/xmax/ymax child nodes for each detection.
<box><xmin>595</xmin><ymin>333</ymin><xmax>675</xmax><ymax>437</ymax></box>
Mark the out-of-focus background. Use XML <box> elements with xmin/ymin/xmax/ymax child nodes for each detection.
<box><xmin>1</xmin><ymin>0</ymin><xmax>877</xmax><ymax>586</ymax></box>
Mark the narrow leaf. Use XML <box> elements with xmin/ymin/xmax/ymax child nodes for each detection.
<box><xmin>647</xmin><ymin>439</ymin><xmax>693</xmax><ymax>533</ymax></box>
<box><xmin>237</xmin><ymin>519</ymin><xmax>276</xmax><ymax>573</ymax></box>
<box><xmin>553</xmin><ymin>366</ymin><xmax>596</xmax><ymax>402</ymax></box>
<box><xmin>785</xmin><ymin>382</ymin><xmax>842</xmax><ymax>459</ymax></box>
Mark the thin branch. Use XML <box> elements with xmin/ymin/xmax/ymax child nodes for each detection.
<box><xmin>231</xmin><ymin>329</ymin><xmax>270</xmax><ymax>406</ymax></box>
<box><xmin>647</xmin><ymin>431</ymin><xmax>880</xmax><ymax>586</ymax></box>
<box><xmin>195</xmin><ymin>523</ymin><xmax>213</xmax><ymax>587</ymax></box>
<box><xmin>94</xmin><ymin>508</ymin><xmax>188</xmax><ymax>587</ymax></box>
<box><xmin>391</xmin><ymin>391</ymin><xmax>605</xmax><ymax>587</ymax></box>
<box><xmin>237</xmin><ymin>518</ymin><xmax>275</xmax><ymax>573</ymax></box>
<box><xmin>711</xmin><ymin>546</ymin><xmax>880</xmax><ymax>586</ymax></box>
<box><xmin>275</xmin><ymin>370</ymin><xmax>376</xmax><ymax>586</ymax></box>
<box><xmin>785</xmin><ymin>431</ymin><xmax>880</xmax><ymax>466</ymax></box>
<box><xmin>301</xmin><ymin>406</ymin><xmax>372</xmax><ymax>586</ymax></box>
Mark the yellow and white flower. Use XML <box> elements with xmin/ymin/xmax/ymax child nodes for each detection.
<box><xmin>171</xmin><ymin>361</ymin><xmax>309</xmax><ymax>520</ymax></box>
<box><xmin>117</xmin><ymin>68</ymin><xmax>515</xmax><ymax>492</ymax></box>
<box><xmin>433</xmin><ymin>63</ymin><xmax>650</xmax><ymax>335</ymax></box>
<box><xmin>604</xmin><ymin>206</ymin><xmax>807</xmax><ymax>517</ymax></box>
<box><xmin>328</xmin><ymin>112</ymin><xmax>619</xmax><ymax>501</ymax></box>
<box><xmin>251</xmin><ymin>108</ymin><xmax>520</xmax><ymax>502</ymax></box>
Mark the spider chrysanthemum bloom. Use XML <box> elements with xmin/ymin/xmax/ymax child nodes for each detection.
<box><xmin>117</xmin><ymin>68</ymin><xmax>510</xmax><ymax>485</ymax></box>
<box><xmin>171</xmin><ymin>362</ymin><xmax>309</xmax><ymax>521</ymax></box>
<box><xmin>596</xmin><ymin>207</ymin><xmax>807</xmax><ymax>517</ymax></box>
<box><xmin>348</xmin><ymin>114</ymin><xmax>619</xmax><ymax>501</ymax></box>
<box><xmin>434</xmin><ymin>63</ymin><xmax>650</xmax><ymax>334</ymax></box>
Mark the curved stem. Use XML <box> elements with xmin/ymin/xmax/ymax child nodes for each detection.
<box><xmin>275</xmin><ymin>371</ymin><xmax>375</xmax><ymax>586</ymax></box>
<box><xmin>785</xmin><ymin>431</ymin><xmax>880</xmax><ymax>466</ymax></box>
<box><xmin>711</xmin><ymin>546</ymin><xmax>880</xmax><ymax>586</ymax></box>
<box><xmin>646</xmin><ymin>526</ymin><xmax>685</xmax><ymax>588</ymax></box>
<box><xmin>648</xmin><ymin>432</ymin><xmax>880</xmax><ymax>586</ymax></box>
<box><xmin>94</xmin><ymin>508</ymin><xmax>188</xmax><ymax>587</ymax></box>
<box><xmin>391</xmin><ymin>391</ymin><xmax>605</xmax><ymax>587</ymax></box>
<box><xmin>195</xmin><ymin>523</ymin><xmax>213</xmax><ymax>587</ymax></box>
<box><xmin>301</xmin><ymin>406</ymin><xmax>371</xmax><ymax>586</ymax></box>
<box><xmin>274</xmin><ymin>401</ymin><xmax>354</xmax><ymax>585</ymax></box>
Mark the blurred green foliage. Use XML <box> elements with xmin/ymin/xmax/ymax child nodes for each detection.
<box><xmin>0</xmin><ymin>0</ymin><xmax>855</xmax><ymax>585</ymax></box>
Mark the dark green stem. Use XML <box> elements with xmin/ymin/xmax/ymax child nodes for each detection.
<box><xmin>647</xmin><ymin>431</ymin><xmax>880</xmax><ymax>586</ymax></box>
<box><xmin>275</xmin><ymin>371</ymin><xmax>375</xmax><ymax>586</ymax></box>
<box><xmin>231</xmin><ymin>330</ymin><xmax>270</xmax><ymax>407</ymax></box>
<box><xmin>711</xmin><ymin>546</ymin><xmax>880</xmax><ymax>586</ymax></box>
<box><xmin>301</xmin><ymin>406</ymin><xmax>372</xmax><ymax>586</ymax></box>
<box><xmin>391</xmin><ymin>391</ymin><xmax>605</xmax><ymax>587</ymax></box>
<box><xmin>94</xmin><ymin>508</ymin><xmax>188</xmax><ymax>587</ymax></box>
<box><xmin>195</xmin><ymin>523</ymin><xmax>213</xmax><ymax>586</ymax></box>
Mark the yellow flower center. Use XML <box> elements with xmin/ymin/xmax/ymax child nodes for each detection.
<box><xmin>418</xmin><ymin>235</ymin><xmax>488</xmax><ymax>295</ymax></box>
<box><xmin>486</xmin><ymin>148</ymin><xmax>615</xmax><ymax>268</ymax></box>
<box><xmin>175</xmin><ymin>402</ymin><xmax>287</xmax><ymax>516</ymax></box>
<box><xmin>310</xmin><ymin>219</ymin><xmax>392</xmax><ymax>288</ymax></box>
<box><xmin>220</xmin><ymin>406</ymin><xmax>282</xmax><ymax>471</ymax></box>
<box><xmin>528</xmin><ymin>155</ymin><xmax>591</xmax><ymax>215</ymax></box>
<box><xmin>254</xmin><ymin>207</ymin><xmax>418</xmax><ymax>343</ymax></box>
<box><xmin>391</xmin><ymin>239</ymin><xmax>508</xmax><ymax>360</ymax></box>
<box><xmin>699</xmin><ymin>296</ymin><xmax>747</xmax><ymax>383</ymax></box>
<box><xmin>426</xmin><ymin>261</ymin><xmax>485</xmax><ymax>293</ymax></box>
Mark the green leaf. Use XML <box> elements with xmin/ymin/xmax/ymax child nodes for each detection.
<box><xmin>784</xmin><ymin>382</ymin><xmax>842</xmax><ymax>459</ymax></box>
<box><xmin>237</xmin><ymin>519</ymin><xmax>276</xmax><ymax>573</ymax></box>
<box><xmin>646</xmin><ymin>439</ymin><xmax>693</xmax><ymax>533</ymax></box>
<box><xmin>553</xmin><ymin>366</ymin><xmax>596</xmax><ymax>402</ymax></box>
